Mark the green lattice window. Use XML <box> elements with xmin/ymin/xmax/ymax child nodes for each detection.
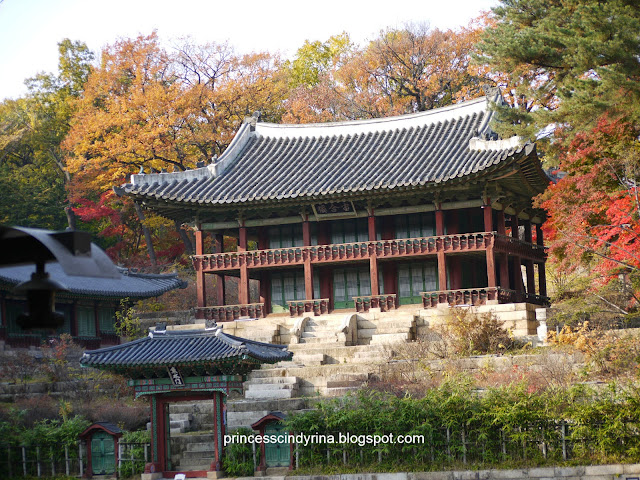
<box><xmin>395</xmin><ymin>212</ymin><xmax>436</xmax><ymax>239</ymax></box>
<box><xmin>76</xmin><ymin>305</ymin><xmax>96</xmax><ymax>337</ymax></box>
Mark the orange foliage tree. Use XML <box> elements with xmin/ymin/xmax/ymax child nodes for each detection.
<box><xmin>64</xmin><ymin>33</ymin><xmax>289</xmax><ymax>266</ymax></box>
<box><xmin>284</xmin><ymin>23</ymin><xmax>490</xmax><ymax>123</ymax></box>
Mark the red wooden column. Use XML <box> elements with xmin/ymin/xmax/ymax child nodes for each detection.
<box><xmin>496</xmin><ymin>210</ymin><xmax>506</xmax><ymax>235</ymax></box>
<box><xmin>368</xmin><ymin>212</ymin><xmax>380</xmax><ymax>296</ymax></box>
<box><xmin>381</xmin><ymin>216</ymin><xmax>397</xmax><ymax>294</ymax></box>
<box><xmin>483</xmin><ymin>204</ymin><xmax>497</xmax><ymax>288</ymax></box>
<box><xmin>536</xmin><ymin>223</ymin><xmax>548</xmax><ymax>297</ymax></box>
<box><xmin>511</xmin><ymin>214</ymin><xmax>524</xmax><ymax>295</ymax></box>
<box><xmin>447</xmin><ymin>210</ymin><xmax>462</xmax><ymax>289</ymax></box>
<box><xmin>210</xmin><ymin>391</ymin><xmax>225</xmax><ymax>473</ymax></box>
<box><xmin>238</xmin><ymin>224</ymin><xmax>250</xmax><ymax>304</ymax></box>
<box><xmin>523</xmin><ymin>219</ymin><xmax>535</xmax><ymax>294</ymax></box>
<box><xmin>495</xmin><ymin>210</ymin><xmax>510</xmax><ymax>288</ymax></box>
<box><xmin>213</xmin><ymin>234</ymin><xmax>226</xmax><ymax>306</ymax></box>
<box><xmin>302</xmin><ymin>218</ymin><xmax>314</xmax><ymax>300</ymax></box>
<box><xmin>435</xmin><ymin>207</ymin><xmax>447</xmax><ymax>291</ymax></box>
<box><xmin>195</xmin><ymin>229</ymin><xmax>207</xmax><ymax>317</ymax></box>
<box><xmin>257</xmin><ymin>228</ymin><xmax>270</xmax><ymax>313</ymax></box>
<box><xmin>483</xmin><ymin>203</ymin><xmax>493</xmax><ymax>232</ymax></box>
<box><xmin>147</xmin><ymin>395</ymin><xmax>168</xmax><ymax>473</ymax></box>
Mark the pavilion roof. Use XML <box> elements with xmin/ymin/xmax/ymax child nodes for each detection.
<box><xmin>0</xmin><ymin>263</ymin><xmax>187</xmax><ymax>300</ymax></box>
<box><xmin>80</xmin><ymin>327</ymin><xmax>292</xmax><ymax>376</ymax></box>
<box><xmin>117</xmin><ymin>90</ymin><xmax>550</xmax><ymax>219</ymax></box>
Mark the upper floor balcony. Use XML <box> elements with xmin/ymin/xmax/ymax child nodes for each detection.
<box><xmin>192</xmin><ymin>231</ymin><xmax>546</xmax><ymax>273</ymax></box>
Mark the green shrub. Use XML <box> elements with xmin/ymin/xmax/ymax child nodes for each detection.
<box><xmin>222</xmin><ymin>427</ymin><xmax>256</xmax><ymax>476</ymax></box>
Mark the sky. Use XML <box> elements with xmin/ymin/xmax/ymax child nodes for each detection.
<box><xmin>0</xmin><ymin>0</ymin><xmax>496</xmax><ymax>101</ymax></box>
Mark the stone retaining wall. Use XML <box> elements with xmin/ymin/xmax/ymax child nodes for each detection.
<box><xmin>242</xmin><ymin>464</ymin><xmax>640</xmax><ymax>480</ymax></box>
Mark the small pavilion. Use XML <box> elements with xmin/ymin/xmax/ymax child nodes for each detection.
<box><xmin>80</xmin><ymin>323</ymin><xmax>292</xmax><ymax>479</ymax></box>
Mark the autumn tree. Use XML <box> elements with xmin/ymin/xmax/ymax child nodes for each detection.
<box><xmin>284</xmin><ymin>24</ymin><xmax>489</xmax><ymax>123</ymax></box>
<box><xmin>0</xmin><ymin>39</ymin><xmax>94</xmax><ymax>230</ymax></box>
<box><xmin>479</xmin><ymin>0</ymin><xmax>640</xmax><ymax>313</ymax></box>
<box><xmin>64</xmin><ymin>33</ymin><xmax>289</xmax><ymax>266</ymax></box>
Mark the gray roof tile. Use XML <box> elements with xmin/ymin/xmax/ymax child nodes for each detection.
<box><xmin>80</xmin><ymin>328</ymin><xmax>292</xmax><ymax>368</ymax></box>
<box><xmin>0</xmin><ymin>263</ymin><xmax>187</xmax><ymax>299</ymax></box>
<box><xmin>121</xmin><ymin>95</ymin><xmax>545</xmax><ymax>208</ymax></box>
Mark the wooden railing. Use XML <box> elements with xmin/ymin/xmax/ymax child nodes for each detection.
<box><xmin>353</xmin><ymin>294</ymin><xmax>398</xmax><ymax>313</ymax></box>
<box><xmin>421</xmin><ymin>287</ymin><xmax>510</xmax><ymax>307</ymax></box>
<box><xmin>193</xmin><ymin>232</ymin><xmax>545</xmax><ymax>272</ymax></box>
<box><xmin>493</xmin><ymin>233</ymin><xmax>547</xmax><ymax>261</ymax></box>
<box><xmin>287</xmin><ymin>298</ymin><xmax>330</xmax><ymax>317</ymax></box>
<box><xmin>420</xmin><ymin>288</ymin><xmax>550</xmax><ymax>307</ymax></box>
<box><xmin>195</xmin><ymin>303</ymin><xmax>266</xmax><ymax>322</ymax></box>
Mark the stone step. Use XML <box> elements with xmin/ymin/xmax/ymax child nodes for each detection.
<box><xmin>246</xmin><ymin>376</ymin><xmax>298</xmax><ymax>385</ymax></box>
<box><xmin>184</xmin><ymin>441</ymin><xmax>215</xmax><ymax>453</ymax></box>
<box><xmin>301</xmin><ymin>330</ymin><xmax>336</xmax><ymax>338</ymax></box>
<box><xmin>291</xmin><ymin>353</ymin><xmax>326</xmax><ymax>365</ymax></box>
<box><xmin>370</xmin><ymin>332</ymin><xmax>412</xmax><ymax>344</ymax></box>
<box><xmin>170</xmin><ymin>419</ymin><xmax>190</xmax><ymax>429</ymax></box>
<box><xmin>170</xmin><ymin>413</ymin><xmax>193</xmax><ymax>422</ymax></box>
<box><xmin>182</xmin><ymin>449</ymin><xmax>215</xmax><ymax>460</ymax></box>
<box><xmin>358</xmin><ymin>319</ymin><xmax>416</xmax><ymax>329</ymax></box>
<box><xmin>325</xmin><ymin>373</ymin><xmax>369</xmax><ymax>388</ymax></box>
<box><xmin>176</xmin><ymin>460</ymin><xmax>211</xmax><ymax>470</ymax></box>
<box><xmin>266</xmin><ymin>466</ymin><xmax>290</xmax><ymax>476</ymax></box>
<box><xmin>170</xmin><ymin>402</ymin><xmax>216</xmax><ymax>414</ymax></box>
<box><xmin>170</xmin><ymin>427</ymin><xmax>186</xmax><ymax>434</ymax></box>
<box><xmin>248</xmin><ymin>362</ymin><xmax>374</xmax><ymax>380</ymax></box>
<box><xmin>246</xmin><ymin>383</ymin><xmax>297</xmax><ymax>392</ymax></box>
<box><xmin>227</xmin><ymin>396</ymin><xmax>321</xmax><ymax>413</ymax></box>
<box><xmin>302</xmin><ymin>336</ymin><xmax>341</xmax><ymax>344</ymax></box>
<box><xmin>324</xmin><ymin>386</ymin><xmax>360</xmax><ymax>397</ymax></box>
<box><xmin>227</xmin><ymin>410</ymin><xmax>269</xmax><ymax>430</ymax></box>
<box><xmin>245</xmin><ymin>388</ymin><xmax>297</xmax><ymax>400</ymax></box>
<box><xmin>359</xmin><ymin>326</ymin><xmax>414</xmax><ymax>337</ymax></box>
<box><xmin>304</xmin><ymin>318</ymin><xmax>330</xmax><ymax>327</ymax></box>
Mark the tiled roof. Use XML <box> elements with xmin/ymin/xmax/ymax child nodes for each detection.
<box><xmin>0</xmin><ymin>263</ymin><xmax>187</xmax><ymax>299</ymax></box>
<box><xmin>118</xmin><ymin>92</ymin><xmax>548</xmax><ymax>211</ymax></box>
<box><xmin>80</xmin><ymin>328</ymin><xmax>292</xmax><ymax>368</ymax></box>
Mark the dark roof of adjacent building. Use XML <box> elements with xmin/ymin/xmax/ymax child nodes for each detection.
<box><xmin>117</xmin><ymin>90</ymin><xmax>550</xmax><ymax>218</ymax></box>
<box><xmin>80</xmin><ymin>327</ymin><xmax>292</xmax><ymax>371</ymax></box>
<box><xmin>0</xmin><ymin>263</ymin><xmax>187</xmax><ymax>300</ymax></box>
<box><xmin>79</xmin><ymin>422</ymin><xmax>123</xmax><ymax>439</ymax></box>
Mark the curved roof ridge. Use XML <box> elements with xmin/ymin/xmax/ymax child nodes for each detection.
<box><xmin>255</xmin><ymin>96</ymin><xmax>490</xmax><ymax>139</ymax></box>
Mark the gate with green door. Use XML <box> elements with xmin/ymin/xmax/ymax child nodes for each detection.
<box><xmin>79</xmin><ymin>422</ymin><xmax>122</xmax><ymax>477</ymax></box>
<box><xmin>92</xmin><ymin>431</ymin><xmax>116</xmax><ymax>474</ymax></box>
<box><xmin>264</xmin><ymin>423</ymin><xmax>290</xmax><ymax>467</ymax></box>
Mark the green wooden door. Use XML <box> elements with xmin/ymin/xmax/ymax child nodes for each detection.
<box><xmin>398</xmin><ymin>261</ymin><xmax>438</xmax><ymax>305</ymax></box>
<box><xmin>91</xmin><ymin>431</ymin><xmax>116</xmax><ymax>475</ymax></box>
<box><xmin>264</xmin><ymin>424</ymin><xmax>290</xmax><ymax>467</ymax></box>
<box><xmin>333</xmin><ymin>267</ymin><xmax>371</xmax><ymax>309</ymax></box>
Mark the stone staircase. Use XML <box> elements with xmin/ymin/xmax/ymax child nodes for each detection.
<box><xmin>147</xmin><ymin>412</ymin><xmax>193</xmax><ymax>435</ymax></box>
<box><xmin>243</xmin><ymin>375</ymin><xmax>299</xmax><ymax>400</ymax></box>
<box><xmin>170</xmin><ymin>432</ymin><xmax>214</xmax><ymax>472</ymax></box>
<box><xmin>358</xmin><ymin>310</ymin><xmax>417</xmax><ymax>345</ymax></box>
<box><xmin>299</xmin><ymin>317</ymin><xmax>340</xmax><ymax>344</ymax></box>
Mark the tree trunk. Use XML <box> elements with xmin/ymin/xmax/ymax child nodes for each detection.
<box><xmin>134</xmin><ymin>201</ymin><xmax>157</xmax><ymax>267</ymax></box>
<box><xmin>174</xmin><ymin>220</ymin><xmax>194</xmax><ymax>254</ymax></box>
<box><xmin>64</xmin><ymin>205</ymin><xmax>77</xmax><ymax>230</ymax></box>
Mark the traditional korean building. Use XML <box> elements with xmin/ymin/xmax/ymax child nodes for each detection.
<box><xmin>80</xmin><ymin>325</ymin><xmax>292</xmax><ymax>477</ymax></box>
<box><xmin>0</xmin><ymin>263</ymin><xmax>187</xmax><ymax>348</ymax></box>
<box><xmin>116</xmin><ymin>89</ymin><xmax>550</xmax><ymax>320</ymax></box>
